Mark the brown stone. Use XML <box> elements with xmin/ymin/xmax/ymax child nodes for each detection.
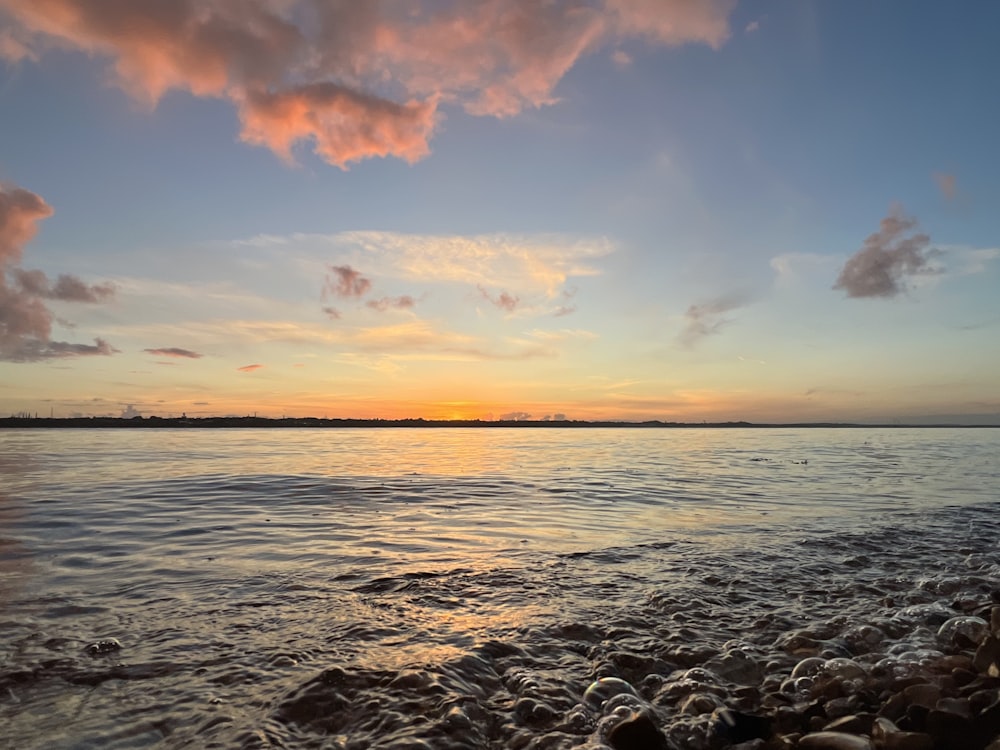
<box><xmin>878</xmin><ymin>692</ymin><xmax>906</xmax><ymax>721</ymax></box>
<box><xmin>823</xmin><ymin>714</ymin><xmax>875</xmax><ymax>735</ymax></box>
<box><xmin>968</xmin><ymin>688</ymin><xmax>1000</xmax><ymax>715</ymax></box>
<box><xmin>952</xmin><ymin>668</ymin><xmax>977</xmax><ymax>688</ymax></box>
<box><xmin>606</xmin><ymin>712</ymin><xmax>669</xmax><ymax>750</ymax></box>
<box><xmin>871</xmin><ymin>715</ymin><xmax>900</xmax><ymax>741</ymax></box>
<box><xmin>925</xmin><ymin>709</ymin><xmax>976</xmax><ymax>749</ymax></box>
<box><xmin>903</xmin><ymin>683</ymin><xmax>941</xmax><ymax>708</ymax></box>
<box><xmin>976</xmin><ymin>636</ymin><xmax>1000</xmax><ymax>674</ymax></box>
<box><xmin>797</xmin><ymin>732</ymin><xmax>873</xmax><ymax>750</ymax></box>
<box><xmin>936</xmin><ymin>696</ymin><xmax>971</xmax><ymax>718</ymax></box>
<box><xmin>881</xmin><ymin>731</ymin><xmax>934</xmax><ymax>750</ymax></box>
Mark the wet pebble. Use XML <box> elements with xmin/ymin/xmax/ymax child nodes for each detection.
<box><xmin>605</xmin><ymin>711</ymin><xmax>668</xmax><ymax>750</ymax></box>
<box><xmin>797</xmin><ymin>731</ymin><xmax>873</xmax><ymax>750</ymax></box>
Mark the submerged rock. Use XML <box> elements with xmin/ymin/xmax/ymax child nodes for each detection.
<box><xmin>83</xmin><ymin>638</ymin><xmax>122</xmax><ymax>656</ymax></box>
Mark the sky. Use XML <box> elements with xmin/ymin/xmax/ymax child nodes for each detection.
<box><xmin>1</xmin><ymin>0</ymin><xmax>998</xmax><ymax>423</ymax></box>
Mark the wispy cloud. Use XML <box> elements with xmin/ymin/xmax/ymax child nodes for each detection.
<box><xmin>143</xmin><ymin>347</ymin><xmax>203</xmax><ymax>359</ymax></box>
<box><xmin>770</xmin><ymin>252</ymin><xmax>838</xmax><ymax>288</ymax></box>
<box><xmin>834</xmin><ymin>206</ymin><xmax>940</xmax><ymax>299</ymax></box>
<box><xmin>611</xmin><ymin>49</ymin><xmax>633</xmax><ymax>68</ymax></box>
<box><xmin>933</xmin><ymin>172</ymin><xmax>957</xmax><ymax>201</ymax></box>
<box><xmin>678</xmin><ymin>293</ymin><xmax>748</xmax><ymax>347</ymax></box>
<box><xmin>478</xmin><ymin>286</ymin><xmax>519</xmax><ymax>312</ymax></box>
<box><xmin>323</xmin><ymin>265</ymin><xmax>372</xmax><ymax>299</ymax></box>
<box><xmin>1</xmin><ymin>183</ymin><xmax>116</xmax><ymax>361</ymax></box>
<box><xmin>0</xmin><ymin>1</ymin><xmax>736</xmax><ymax>168</ymax></box>
<box><xmin>237</xmin><ymin>363</ymin><xmax>264</xmax><ymax>372</ymax></box>
<box><xmin>11</xmin><ymin>269</ymin><xmax>114</xmax><ymax>302</ymax></box>
<box><xmin>334</xmin><ymin>231</ymin><xmax>613</xmax><ymax>297</ymax></box>
<box><xmin>524</xmin><ymin>328</ymin><xmax>598</xmax><ymax>343</ymax></box>
<box><xmin>366</xmin><ymin>295</ymin><xmax>416</xmax><ymax>312</ymax></box>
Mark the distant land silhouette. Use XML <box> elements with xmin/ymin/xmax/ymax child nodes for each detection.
<box><xmin>1</xmin><ymin>416</ymin><xmax>998</xmax><ymax>429</ymax></box>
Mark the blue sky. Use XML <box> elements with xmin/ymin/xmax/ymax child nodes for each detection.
<box><xmin>1</xmin><ymin>0</ymin><xmax>998</xmax><ymax>422</ymax></box>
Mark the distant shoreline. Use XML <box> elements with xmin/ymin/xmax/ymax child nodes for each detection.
<box><xmin>1</xmin><ymin>416</ymin><xmax>998</xmax><ymax>429</ymax></box>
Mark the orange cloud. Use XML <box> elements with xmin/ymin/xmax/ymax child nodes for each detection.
<box><xmin>0</xmin><ymin>184</ymin><xmax>52</xmax><ymax>265</ymax></box>
<box><xmin>238</xmin><ymin>86</ymin><xmax>436</xmax><ymax>168</ymax></box>
<box><xmin>237</xmin><ymin>363</ymin><xmax>264</xmax><ymax>372</ymax></box>
<box><xmin>0</xmin><ymin>0</ymin><xmax>736</xmax><ymax>167</ymax></box>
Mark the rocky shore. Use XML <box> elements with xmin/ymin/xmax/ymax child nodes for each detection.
<box><xmin>592</xmin><ymin>598</ymin><xmax>1000</xmax><ymax>750</ymax></box>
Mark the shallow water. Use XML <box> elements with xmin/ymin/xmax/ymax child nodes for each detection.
<box><xmin>1</xmin><ymin>427</ymin><xmax>998</xmax><ymax>748</ymax></box>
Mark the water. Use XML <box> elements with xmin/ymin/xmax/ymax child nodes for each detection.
<box><xmin>1</xmin><ymin>427</ymin><xmax>998</xmax><ymax>749</ymax></box>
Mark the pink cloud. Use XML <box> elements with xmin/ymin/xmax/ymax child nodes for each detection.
<box><xmin>323</xmin><ymin>265</ymin><xmax>371</xmax><ymax>298</ymax></box>
<box><xmin>606</xmin><ymin>0</ymin><xmax>735</xmax><ymax>48</ymax></box>
<box><xmin>237</xmin><ymin>363</ymin><xmax>264</xmax><ymax>372</ymax></box>
<box><xmin>0</xmin><ymin>184</ymin><xmax>52</xmax><ymax>265</ymax></box>
<box><xmin>478</xmin><ymin>285</ymin><xmax>519</xmax><ymax>312</ymax></box>
<box><xmin>366</xmin><ymin>295</ymin><xmax>416</xmax><ymax>312</ymax></box>
<box><xmin>12</xmin><ymin>268</ymin><xmax>114</xmax><ymax>302</ymax></box>
<box><xmin>0</xmin><ymin>1</ymin><xmax>737</xmax><ymax>167</ymax></box>
<box><xmin>1</xmin><ymin>183</ymin><xmax>116</xmax><ymax>361</ymax></box>
<box><xmin>933</xmin><ymin>172</ymin><xmax>957</xmax><ymax>201</ymax></box>
<box><xmin>143</xmin><ymin>347</ymin><xmax>202</xmax><ymax>359</ymax></box>
<box><xmin>834</xmin><ymin>207</ymin><xmax>940</xmax><ymax>299</ymax></box>
<box><xmin>238</xmin><ymin>85</ymin><xmax>436</xmax><ymax>168</ymax></box>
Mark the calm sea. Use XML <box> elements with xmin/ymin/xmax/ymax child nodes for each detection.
<box><xmin>1</xmin><ymin>427</ymin><xmax>998</xmax><ymax>749</ymax></box>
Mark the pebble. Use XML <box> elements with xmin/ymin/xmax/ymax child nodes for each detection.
<box><xmin>797</xmin><ymin>731</ymin><xmax>873</xmax><ymax>750</ymax></box>
<box><xmin>605</xmin><ymin>711</ymin><xmax>669</xmax><ymax>750</ymax></box>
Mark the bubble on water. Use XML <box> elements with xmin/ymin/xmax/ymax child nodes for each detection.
<box><xmin>790</xmin><ymin>657</ymin><xmax>826</xmax><ymax>678</ymax></box>
<box><xmin>938</xmin><ymin>616</ymin><xmax>989</xmax><ymax>649</ymax></box>
<box><xmin>582</xmin><ymin>677</ymin><xmax>637</xmax><ymax>711</ymax></box>
<box><xmin>503</xmin><ymin>667</ymin><xmax>541</xmax><ymax>695</ymax></box>
<box><xmin>676</xmin><ymin>667</ymin><xmax>719</xmax><ymax>684</ymax></box>
<box><xmin>892</xmin><ymin>603</ymin><xmax>954</xmax><ymax>628</ymax></box>
<box><xmin>778</xmin><ymin>676</ymin><xmax>812</xmax><ymax>701</ymax></box>
<box><xmin>871</xmin><ymin>656</ymin><xmax>925</xmax><ymax>682</ymax></box>
<box><xmin>842</xmin><ymin>624</ymin><xmax>885</xmax><ymax>654</ymax></box>
<box><xmin>602</xmin><ymin>692</ymin><xmax>645</xmax><ymax>715</ymax></box>
<box><xmin>820</xmin><ymin>657</ymin><xmax>866</xmax><ymax>681</ymax></box>
<box><xmin>513</xmin><ymin>696</ymin><xmax>557</xmax><ymax>724</ymax></box>
<box><xmin>563</xmin><ymin>704</ymin><xmax>594</xmax><ymax>733</ymax></box>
